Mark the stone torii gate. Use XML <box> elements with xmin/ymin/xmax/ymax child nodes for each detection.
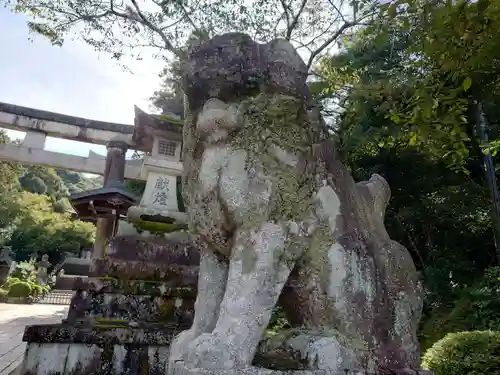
<box><xmin>0</xmin><ymin>101</ymin><xmax>186</xmax><ymax>256</ymax></box>
<box><xmin>0</xmin><ymin>101</ymin><xmax>183</xmax><ymax>179</ymax></box>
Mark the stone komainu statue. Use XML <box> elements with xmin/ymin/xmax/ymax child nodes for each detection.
<box><xmin>168</xmin><ymin>33</ymin><xmax>427</xmax><ymax>375</ymax></box>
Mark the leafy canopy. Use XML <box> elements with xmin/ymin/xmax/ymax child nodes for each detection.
<box><xmin>4</xmin><ymin>0</ymin><xmax>379</xmax><ymax>69</ymax></box>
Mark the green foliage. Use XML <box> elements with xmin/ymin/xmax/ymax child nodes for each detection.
<box><xmin>374</xmin><ymin>0</ymin><xmax>500</xmax><ymax>171</ymax></box>
<box><xmin>18</xmin><ymin>165</ymin><xmax>101</xmax><ymax>204</ymax></box>
<box><xmin>266</xmin><ymin>306</ymin><xmax>290</xmax><ymax>337</ymax></box>
<box><xmin>20</xmin><ymin>166</ymin><xmax>69</xmax><ymax>200</ymax></box>
<box><xmin>6</xmin><ymin>192</ymin><xmax>95</xmax><ymax>264</ymax></box>
<box><xmin>55</xmin><ymin>169</ymin><xmax>102</xmax><ymax>194</ymax></box>
<box><xmin>10</xmin><ymin>261</ymin><xmax>36</xmax><ymax>281</ymax></box>
<box><xmin>28</xmin><ymin>281</ymin><xmax>50</xmax><ymax>297</ymax></box>
<box><xmin>7</xmin><ymin>281</ymin><xmax>32</xmax><ymax>297</ymax></box>
<box><xmin>3</xmin><ymin>275</ymin><xmax>50</xmax><ymax>298</ymax></box>
<box><xmin>422</xmin><ymin>330</ymin><xmax>500</xmax><ymax>375</ymax></box>
<box><xmin>421</xmin><ymin>267</ymin><xmax>500</xmax><ymax>350</ymax></box>
<box><xmin>0</xmin><ymin>133</ymin><xmax>96</xmax><ymax>264</ymax></box>
<box><xmin>313</xmin><ymin>0</ymin><xmax>500</xmax><ymax>349</ymax></box>
<box><xmin>466</xmin><ymin>267</ymin><xmax>500</xmax><ymax>329</ymax></box>
<box><xmin>5</xmin><ymin>277</ymin><xmax>22</xmax><ymax>286</ymax></box>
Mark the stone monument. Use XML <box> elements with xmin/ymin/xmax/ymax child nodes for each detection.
<box><xmin>168</xmin><ymin>33</ymin><xmax>430</xmax><ymax>375</ymax></box>
<box><xmin>0</xmin><ymin>246</ymin><xmax>13</xmax><ymax>285</ymax></box>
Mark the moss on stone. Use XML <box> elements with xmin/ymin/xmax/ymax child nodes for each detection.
<box><xmin>159</xmin><ymin>114</ymin><xmax>184</xmax><ymax>126</ymax></box>
<box><xmin>231</xmin><ymin>94</ymin><xmax>318</xmax><ymax>223</ymax></box>
<box><xmin>94</xmin><ymin>323</ymin><xmax>132</xmax><ymax>329</ymax></box>
<box><xmin>95</xmin><ymin>318</ymin><xmax>129</xmax><ymax>323</ymax></box>
<box><xmin>128</xmin><ymin>219</ymin><xmax>188</xmax><ymax>236</ymax></box>
<box><xmin>98</xmin><ymin>276</ymin><xmax>118</xmax><ymax>281</ymax></box>
<box><xmin>306</xmin><ymin>223</ymin><xmax>333</xmax><ymax>291</ymax></box>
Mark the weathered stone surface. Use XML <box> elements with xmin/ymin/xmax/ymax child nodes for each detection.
<box><xmin>55</xmin><ymin>275</ymin><xmax>88</xmax><ymax>291</ymax></box>
<box><xmin>133</xmin><ymin>105</ymin><xmax>183</xmax><ymax>152</ymax></box>
<box><xmin>0</xmin><ymin>247</ymin><xmax>13</xmax><ymax>285</ymax></box>
<box><xmin>183</xmin><ymin>33</ymin><xmax>310</xmax><ymax>111</ymax></box>
<box><xmin>107</xmin><ymin>235</ymin><xmax>200</xmax><ymax>264</ymax></box>
<box><xmin>20</xmin><ymin>325</ymin><xmax>177</xmax><ymax>375</ymax></box>
<box><xmin>77</xmin><ymin>277</ymin><xmax>197</xmax><ymax>297</ymax></box>
<box><xmin>23</xmin><ymin>324</ymin><xmax>187</xmax><ymax>345</ymax></box>
<box><xmin>90</xmin><ymin>259</ymin><xmax>198</xmax><ymax>285</ymax></box>
<box><xmin>169</xmin><ymin>361</ymin><xmax>434</xmax><ymax>375</ymax></box>
<box><xmin>19</xmin><ymin>232</ymin><xmax>201</xmax><ymax>374</ymax></box>
<box><xmin>35</xmin><ymin>254</ymin><xmax>50</xmax><ymax>285</ymax></box>
<box><xmin>83</xmin><ymin>293</ymin><xmax>194</xmax><ymax>323</ymax></box>
<box><xmin>19</xmin><ymin>342</ymin><xmax>170</xmax><ymax>375</ymax></box>
<box><xmin>89</xmin><ymin>234</ymin><xmax>200</xmax><ymax>284</ymax></box>
<box><xmin>170</xmin><ymin>32</ymin><xmax>426</xmax><ymax>374</ymax></box>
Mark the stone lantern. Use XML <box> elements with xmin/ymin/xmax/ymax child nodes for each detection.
<box><xmin>127</xmin><ymin>106</ymin><xmax>187</xmax><ymax>226</ymax></box>
<box><xmin>35</xmin><ymin>254</ymin><xmax>51</xmax><ymax>285</ymax></box>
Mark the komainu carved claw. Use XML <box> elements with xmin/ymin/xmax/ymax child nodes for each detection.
<box><xmin>183</xmin><ymin>332</ymin><xmax>244</xmax><ymax>369</ymax></box>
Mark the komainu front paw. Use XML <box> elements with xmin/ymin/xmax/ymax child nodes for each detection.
<box><xmin>183</xmin><ymin>332</ymin><xmax>244</xmax><ymax>369</ymax></box>
<box><xmin>169</xmin><ymin>329</ymin><xmax>199</xmax><ymax>363</ymax></box>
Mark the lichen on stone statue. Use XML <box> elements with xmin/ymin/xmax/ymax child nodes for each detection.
<box><xmin>168</xmin><ymin>32</ymin><xmax>428</xmax><ymax>375</ymax></box>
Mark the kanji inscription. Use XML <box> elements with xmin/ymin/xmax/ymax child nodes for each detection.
<box><xmin>152</xmin><ymin>176</ymin><xmax>170</xmax><ymax>206</ymax></box>
<box><xmin>142</xmin><ymin>172</ymin><xmax>178</xmax><ymax>211</ymax></box>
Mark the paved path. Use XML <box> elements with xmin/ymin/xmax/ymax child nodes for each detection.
<box><xmin>0</xmin><ymin>304</ymin><xmax>68</xmax><ymax>375</ymax></box>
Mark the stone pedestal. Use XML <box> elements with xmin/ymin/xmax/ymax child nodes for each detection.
<box><xmin>168</xmin><ymin>362</ymin><xmax>434</xmax><ymax>375</ymax></box>
<box><xmin>53</xmin><ymin>256</ymin><xmax>92</xmax><ymax>290</ymax></box>
<box><xmin>19</xmin><ymin>234</ymin><xmax>200</xmax><ymax>375</ymax></box>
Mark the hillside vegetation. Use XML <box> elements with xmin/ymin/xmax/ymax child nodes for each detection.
<box><xmin>0</xmin><ymin>131</ymin><xmax>98</xmax><ymax>264</ymax></box>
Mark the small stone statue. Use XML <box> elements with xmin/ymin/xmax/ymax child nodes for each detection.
<box><xmin>29</xmin><ymin>252</ymin><xmax>38</xmax><ymax>262</ymax></box>
<box><xmin>35</xmin><ymin>254</ymin><xmax>51</xmax><ymax>285</ymax></box>
<box><xmin>0</xmin><ymin>247</ymin><xmax>13</xmax><ymax>285</ymax></box>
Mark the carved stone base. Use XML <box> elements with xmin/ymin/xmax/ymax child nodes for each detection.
<box><xmin>168</xmin><ymin>361</ymin><xmax>433</xmax><ymax>375</ymax></box>
<box><xmin>168</xmin><ymin>361</ymin><xmax>331</xmax><ymax>375</ymax></box>
<box><xmin>19</xmin><ymin>324</ymin><xmax>182</xmax><ymax>375</ymax></box>
<box><xmin>66</xmin><ymin>278</ymin><xmax>196</xmax><ymax>325</ymax></box>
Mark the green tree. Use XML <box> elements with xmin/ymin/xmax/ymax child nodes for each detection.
<box><xmin>19</xmin><ymin>166</ymin><xmax>69</xmax><ymax>200</ymax></box>
<box><xmin>0</xmin><ymin>131</ymin><xmax>24</xmax><ymax>242</ymax></box>
<box><xmin>313</xmin><ymin>3</ymin><xmax>499</xmax><ymax>326</ymax></box>
<box><xmin>7</xmin><ymin>192</ymin><xmax>95</xmax><ymax>264</ymax></box>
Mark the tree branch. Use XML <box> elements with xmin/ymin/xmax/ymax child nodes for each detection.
<box><xmin>307</xmin><ymin>22</ymin><xmax>354</xmax><ymax>69</ymax></box>
<box><xmin>178</xmin><ymin>2</ymin><xmax>201</xmax><ymax>36</ymax></box>
<box><xmin>127</xmin><ymin>0</ymin><xmax>180</xmax><ymax>56</ymax></box>
<box><xmin>327</xmin><ymin>0</ymin><xmax>348</xmax><ymax>23</ymax></box>
<box><xmin>286</xmin><ymin>0</ymin><xmax>308</xmax><ymax>40</ymax></box>
<box><xmin>279</xmin><ymin>0</ymin><xmax>291</xmax><ymax>31</ymax></box>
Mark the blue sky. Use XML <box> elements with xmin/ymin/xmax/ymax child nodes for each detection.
<box><xmin>0</xmin><ymin>9</ymin><xmax>165</xmax><ymax>159</ymax></box>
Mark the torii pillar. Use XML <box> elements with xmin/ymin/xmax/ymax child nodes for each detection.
<box><xmin>92</xmin><ymin>141</ymin><xmax>128</xmax><ymax>258</ymax></box>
